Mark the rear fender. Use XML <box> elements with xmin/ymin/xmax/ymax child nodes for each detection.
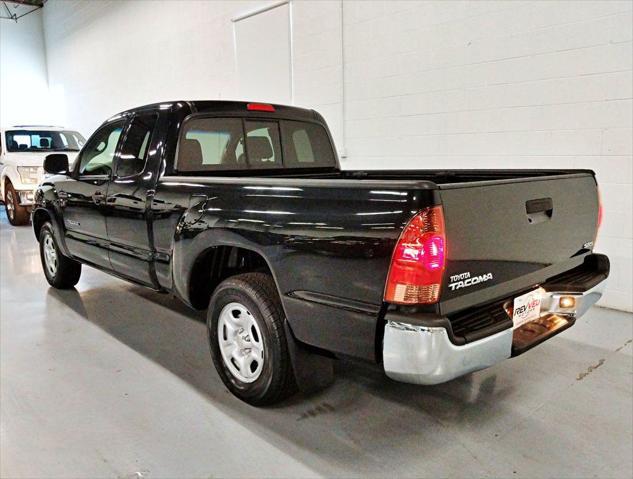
<box><xmin>172</xmin><ymin>216</ymin><xmax>283</xmax><ymax>311</ymax></box>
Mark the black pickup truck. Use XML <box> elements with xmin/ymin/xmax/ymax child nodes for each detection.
<box><xmin>33</xmin><ymin>101</ymin><xmax>609</xmax><ymax>405</ymax></box>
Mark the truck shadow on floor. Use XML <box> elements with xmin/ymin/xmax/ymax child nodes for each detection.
<box><xmin>45</xmin><ymin>284</ymin><xmax>630</xmax><ymax>478</ymax></box>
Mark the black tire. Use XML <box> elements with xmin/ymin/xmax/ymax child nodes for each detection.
<box><xmin>208</xmin><ymin>272</ymin><xmax>296</xmax><ymax>406</ymax></box>
<box><xmin>39</xmin><ymin>222</ymin><xmax>82</xmax><ymax>289</ymax></box>
<box><xmin>4</xmin><ymin>181</ymin><xmax>29</xmax><ymax>226</ymax></box>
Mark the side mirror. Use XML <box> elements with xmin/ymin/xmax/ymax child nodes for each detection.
<box><xmin>44</xmin><ymin>154</ymin><xmax>69</xmax><ymax>175</ymax></box>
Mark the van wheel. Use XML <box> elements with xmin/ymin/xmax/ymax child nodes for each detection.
<box><xmin>208</xmin><ymin>273</ymin><xmax>296</xmax><ymax>406</ymax></box>
<box><xmin>4</xmin><ymin>181</ymin><xmax>29</xmax><ymax>226</ymax></box>
<box><xmin>39</xmin><ymin>222</ymin><xmax>82</xmax><ymax>289</ymax></box>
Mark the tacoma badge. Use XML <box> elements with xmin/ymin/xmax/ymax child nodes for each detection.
<box><xmin>448</xmin><ymin>272</ymin><xmax>494</xmax><ymax>291</ymax></box>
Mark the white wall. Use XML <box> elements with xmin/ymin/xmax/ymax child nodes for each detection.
<box><xmin>0</xmin><ymin>9</ymin><xmax>51</xmax><ymax>126</ymax></box>
<box><xmin>42</xmin><ymin>0</ymin><xmax>241</xmax><ymax>135</ymax></box>
<box><xmin>41</xmin><ymin>0</ymin><xmax>632</xmax><ymax>310</ymax></box>
<box><xmin>234</xmin><ymin>3</ymin><xmax>292</xmax><ymax>104</ymax></box>
<box><xmin>292</xmin><ymin>1</ymin><xmax>343</xmax><ymax>153</ymax></box>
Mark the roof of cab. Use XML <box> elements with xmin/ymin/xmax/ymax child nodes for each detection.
<box><xmin>112</xmin><ymin>100</ymin><xmax>324</xmax><ymax>123</ymax></box>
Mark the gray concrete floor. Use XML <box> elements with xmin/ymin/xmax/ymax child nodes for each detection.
<box><xmin>1</xmin><ymin>212</ymin><xmax>632</xmax><ymax>479</ymax></box>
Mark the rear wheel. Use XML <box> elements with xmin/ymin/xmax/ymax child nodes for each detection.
<box><xmin>208</xmin><ymin>273</ymin><xmax>296</xmax><ymax>406</ymax></box>
<box><xmin>39</xmin><ymin>222</ymin><xmax>82</xmax><ymax>289</ymax></box>
<box><xmin>4</xmin><ymin>181</ymin><xmax>29</xmax><ymax>226</ymax></box>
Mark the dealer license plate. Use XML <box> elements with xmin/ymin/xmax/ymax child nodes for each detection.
<box><xmin>512</xmin><ymin>289</ymin><xmax>542</xmax><ymax>329</ymax></box>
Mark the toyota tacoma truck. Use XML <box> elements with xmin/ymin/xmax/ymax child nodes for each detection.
<box><xmin>32</xmin><ymin>101</ymin><xmax>609</xmax><ymax>406</ymax></box>
<box><xmin>1</xmin><ymin>125</ymin><xmax>85</xmax><ymax>225</ymax></box>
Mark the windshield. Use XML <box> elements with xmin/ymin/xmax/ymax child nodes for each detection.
<box><xmin>5</xmin><ymin>129</ymin><xmax>86</xmax><ymax>153</ymax></box>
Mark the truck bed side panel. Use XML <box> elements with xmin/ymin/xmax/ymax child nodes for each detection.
<box><xmin>152</xmin><ymin>177</ymin><xmax>436</xmax><ymax>360</ymax></box>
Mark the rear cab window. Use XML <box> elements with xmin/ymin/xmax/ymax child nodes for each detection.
<box><xmin>181</xmin><ymin>118</ymin><xmax>245</xmax><ymax>170</ymax></box>
<box><xmin>281</xmin><ymin>121</ymin><xmax>336</xmax><ymax>168</ymax></box>
<box><xmin>245</xmin><ymin>120</ymin><xmax>282</xmax><ymax>169</ymax></box>
<box><xmin>177</xmin><ymin>116</ymin><xmax>335</xmax><ymax>172</ymax></box>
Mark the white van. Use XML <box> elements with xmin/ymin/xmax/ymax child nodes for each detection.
<box><xmin>1</xmin><ymin>126</ymin><xmax>85</xmax><ymax>225</ymax></box>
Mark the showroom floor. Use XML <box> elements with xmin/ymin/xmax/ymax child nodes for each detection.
<box><xmin>1</xmin><ymin>213</ymin><xmax>631</xmax><ymax>479</ymax></box>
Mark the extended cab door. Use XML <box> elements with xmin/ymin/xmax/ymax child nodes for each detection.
<box><xmin>58</xmin><ymin>118</ymin><xmax>127</xmax><ymax>268</ymax></box>
<box><xmin>105</xmin><ymin>111</ymin><xmax>160</xmax><ymax>286</ymax></box>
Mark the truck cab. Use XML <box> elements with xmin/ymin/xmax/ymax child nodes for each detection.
<box><xmin>1</xmin><ymin>126</ymin><xmax>85</xmax><ymax>225</ymax></box>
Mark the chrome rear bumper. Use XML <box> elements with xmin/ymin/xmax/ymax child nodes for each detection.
<box><xmin>383</xmin><ymin>281</ymin><xmax>606</xmax><ymax>385</ymax></box>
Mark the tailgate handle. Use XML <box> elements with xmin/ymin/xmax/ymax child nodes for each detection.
<box><xmin>526</xmin><ymin>197</ymin><xmax>553</xmax><ymax>224</ymax></box>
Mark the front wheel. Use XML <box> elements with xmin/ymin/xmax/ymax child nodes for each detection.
<box><xmin>39</xmin><ymin>222</ymin><xmax>82</xmax><ymax>289</ymax></box>
<box><xmin>4</xmin><ymin>182</ymin><xmax>29</xmax><ymax>226</ymax></box>
<box><xmin>208</xmin><ymin>273</ymin><xmax>296</xmax><ymax>406</ymax></box>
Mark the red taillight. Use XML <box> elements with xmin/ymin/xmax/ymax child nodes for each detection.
<box><xmin>384</xmin><ymin>206</ymin><xmax>446</xmax><ymax>305</ymax></box>
<box><xmin>247</xmin><ymin>103</ymin><xmax>275</xmax><ymax>112</ymax></box>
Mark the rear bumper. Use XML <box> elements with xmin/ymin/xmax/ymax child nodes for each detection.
<box><xmin>383</xmin><ymin>320</ymin><xmax>513</xmax><ymax>385</ymax></box>
<box><xmin>383</xmin><ymin>273</ymin><xmax>607</xmax><ymax>385</ymax></box>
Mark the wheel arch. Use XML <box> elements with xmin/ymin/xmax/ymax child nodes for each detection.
<box><xmin>2</xmin><ymin>166</ymin><xmax>19</xmax><ymax>199</ymax></box>
<box><xmin>185</xmin><ymin>243</ymin><xmax>280</xmax><ymax>310</ymax></box>
<box><xmin>2</xmin><ymin>173</ymin><xmax>10</xmax><ymax>200</ymax></box>
<box><xmin>31</xmin><ymin>204</ymin><xmax>72</xmax><ymax>257</ymax></box>
<box><xmin>32</xmin><ymin>208</ymin><xmax>51</xmax><ymax>239</ymax></box>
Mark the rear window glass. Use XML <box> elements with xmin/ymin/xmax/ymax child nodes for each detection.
<box><xmin>245</xmin><ymin>120</ymin><xmax>282</xmax><ymax>169</ymax></box>
<box><xmin>177</xmin><ymin>117</ymin><xmax>335</xmax><ymax>172</ymax></box>
<box><xmin>281</xmin><ymin>120</ymin><xmax>335</xmax><ymax>167</ymax></box>
<box><xmin>179</xmin><ymin>118</ymin><xmax>245</xmax><ymax>170</ymax></box>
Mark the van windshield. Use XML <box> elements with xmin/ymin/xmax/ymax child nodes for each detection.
<box><xmin>5</xmin><ymin>129</ymin><xmax>86</xmax><ymax>153</ymax></box>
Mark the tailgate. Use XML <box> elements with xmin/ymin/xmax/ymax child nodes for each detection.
<box><xmin>438</xmin><ymin>173</ymin><xmax>599</xmax><ymax>314</ymax></box>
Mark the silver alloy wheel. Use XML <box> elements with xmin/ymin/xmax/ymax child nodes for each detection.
<box><xmin>217</xmin><ymin>302</ymin><xmax>265</xmax><ymax>383</ymax></box>
<box><xmin>43</xmin><ymin>233</ymin><xmax>58</xmax><ymax>277</ymax></box>
<box><xmin>6</xmin><ymin>191</ymin><xmax>14</xmax><ymax>220</ymax></box>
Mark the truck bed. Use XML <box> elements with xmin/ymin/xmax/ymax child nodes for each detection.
<box><xmin>156</xmin><ymin>168</ymin><xmax>599</xmax><ymax>361</ymax></box>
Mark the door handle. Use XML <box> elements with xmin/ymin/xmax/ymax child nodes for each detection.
<box><xmin>526</xmin><ymin>197</ymin><xmax>553</xmax><ymax>214</ymax></box>
<box><xmin>92</xmin><ymin>191</ymin><xmax>106</xmax><ymax>204</ymax></box>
